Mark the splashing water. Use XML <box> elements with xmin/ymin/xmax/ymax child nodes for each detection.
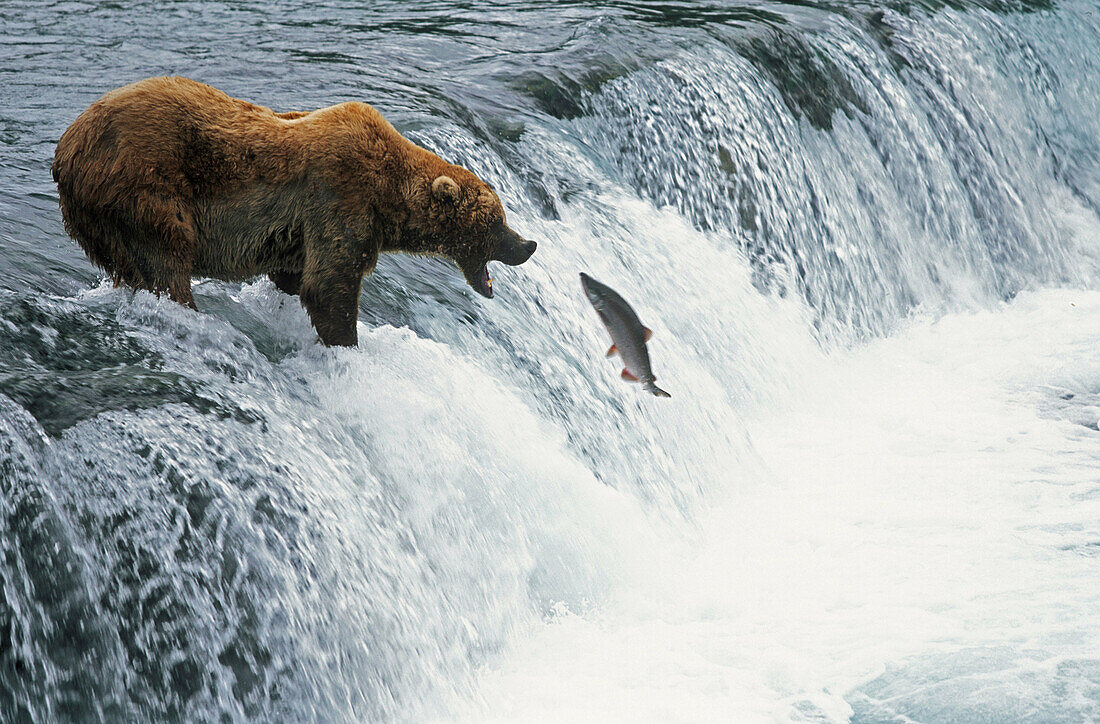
<box><xmin>1</xmin><ymin>0</ymin><xmax>1099</xmax><ymax>721</ymax></box>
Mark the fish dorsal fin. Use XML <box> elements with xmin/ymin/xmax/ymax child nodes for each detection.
<box><xmin>643</xmin><ymin>327</ymin><xmax>653</xmax><ymax>342</ymax></box>
<box><xmin>606</xmin><ymin>344</ymin><xmax>618</xmax><ymax>358</ymax></box>
<box><xmin>621</xmin><ymin>369</ymin><xmax>639</xmax><ymax>382</ymax></box>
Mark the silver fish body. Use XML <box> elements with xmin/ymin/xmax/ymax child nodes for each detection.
<box><xmin>580</xmin><ymin>272</ymin><xmax>671</xmax><ymax>398</ymax></box>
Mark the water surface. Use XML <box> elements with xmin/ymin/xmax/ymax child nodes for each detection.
<box><xmin>1</xmin><ymin>0</ymin><xmax>1099</xmax><ymax>720</ymax></box>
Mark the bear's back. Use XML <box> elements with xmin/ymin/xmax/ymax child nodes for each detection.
<box><xmin>54</xmin><ymin>77</ymin><xmax>417</xmax><ymax>206</ymax></box>
<box><xmin>56</xmin><ymin>78</ymin><xmax>290</xmax><ymax>201</ymax></box>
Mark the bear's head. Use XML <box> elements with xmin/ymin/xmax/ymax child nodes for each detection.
<box><xmin>404</xmin><ymin>168</ymin><xmax>536</xmax><ymax>298</ymax></box>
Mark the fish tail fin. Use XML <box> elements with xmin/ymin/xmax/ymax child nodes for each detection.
<box><xmin>646</xmin><ymin>382</ymin><xmax>671</xmax><ymax>398</ymax></box>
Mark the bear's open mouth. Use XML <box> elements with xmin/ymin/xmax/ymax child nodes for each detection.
<box><xmin>467</xmin><ymin>262</ymin><xmax>494</xmax><ymax>298</ymax></box>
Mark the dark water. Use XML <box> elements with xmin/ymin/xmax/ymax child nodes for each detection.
<box><xmin>2</xmin><ymin>1</ymin><xmax>1099</xmax><ymax>721</ymax></box>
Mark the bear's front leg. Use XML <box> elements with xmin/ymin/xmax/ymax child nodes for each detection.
<box><xmin>300</xmin><ymin>272</ymin><xmax>363</xmax><ymax>346</ymax></box>
<box><xmin>269</xmin><ymin>270</ymin><xmax>302</xmax><ymax>296</ymax></box>
<box><xmin>299</xmin><ymin>242</ymin><xmax>370</xmax><ymax>347</ymax></box>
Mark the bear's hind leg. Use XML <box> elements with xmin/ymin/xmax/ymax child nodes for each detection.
<box><xmin>167</xmin><ymin>276</ymin><xmax>196</xmax><ymax>309</ymax></box>
<box><xmin>145</xmin><ymin>199</ymin><xmax>197</xmax><ymax>309</ymax></box>
<box><xmin>107</xmin><ymin>196</ymin><xmax>198</xmax><ymax>308</ymax></box>
<box><xmin>127</xmin><ymin>237</ymin><xmax>195</xmax><ymax>309</ymax></box>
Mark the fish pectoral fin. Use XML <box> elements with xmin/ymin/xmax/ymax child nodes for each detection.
<box><xmin>606</xmin><ymin>344</ymin><xmax>618</xmax><ymax>358</ymax></box>
<box><xmin>621</xmin><ymin>369</ymin><xmax>639</xmax><ymax>382</ymax></box>
<box><xmin>643</xmin><ymin>327</ymin><xmax>653</xmax><ymax>342</ymax></box>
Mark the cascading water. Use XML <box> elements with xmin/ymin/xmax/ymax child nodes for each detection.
<box><xmin>1</xmin><ymin>0</ymin><xmax>1098</xmax><ymax>720</ymax></box>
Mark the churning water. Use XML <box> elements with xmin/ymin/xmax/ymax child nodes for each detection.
<box><xmin>1</xmin><ymin>0</ymin><xmax>1099</xmax><ymax>721</ymax></box>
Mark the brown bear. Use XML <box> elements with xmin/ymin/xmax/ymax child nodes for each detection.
<box><xmin>52</xmin><ymin>76</ymin><xmax>536</xmax><ymax>346</ymax></box>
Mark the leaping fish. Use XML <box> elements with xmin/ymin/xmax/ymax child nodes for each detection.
<box><xmin>580</xmin><ymin>272</ymin><xmax>671</xmax><ymax>398</ymax></box>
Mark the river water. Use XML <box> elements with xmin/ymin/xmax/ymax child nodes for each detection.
<box><xmin>1</xmin><ymin>0</ymin><xmax>1099</xmax><ymax>721</ymax></box>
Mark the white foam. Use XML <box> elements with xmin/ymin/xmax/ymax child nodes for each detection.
<box><xmin>459</xmin><ymin>289</ymin><xmax>1100</xmax><ymax>722</ymax></box>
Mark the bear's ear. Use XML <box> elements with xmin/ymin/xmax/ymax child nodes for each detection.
<box><xmin>431</xmin><ymin>175</ymin><xmax>462</xmax><ymax>205</ymax></box>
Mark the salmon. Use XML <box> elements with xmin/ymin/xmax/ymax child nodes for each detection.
<box><xmin>580</xmin><ymin>273</ymin><xmax>671</xmax><ymax>398</ymax></box>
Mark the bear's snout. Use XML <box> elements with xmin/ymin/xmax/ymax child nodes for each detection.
<box><xmin>492</xmin><ymin>229</ymin><xmax>537</xmax><ymax>266</ymax></box>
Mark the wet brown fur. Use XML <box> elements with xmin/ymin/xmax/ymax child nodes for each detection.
<box><xmin>53</xmin><ymin>76</ymin><xmax>532</xmax><ymax>346</ymax></box>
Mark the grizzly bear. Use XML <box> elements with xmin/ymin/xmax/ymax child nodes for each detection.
<box><xmin>52</xmin><ymin>77</ymin><xmax>536</xmax><ymax>346</ymax></box>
